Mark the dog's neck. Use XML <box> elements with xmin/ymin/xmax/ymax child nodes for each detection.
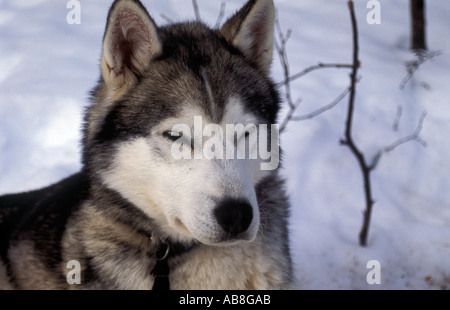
<box><xmin>86</xmin><ymin>175</ymin><xmax>198</xmax><ymax>289</ymax></box>
<box><xmin>150</xmin><ymin>239</ymin><xmax>197</xmax><ymax>290</ymax></box>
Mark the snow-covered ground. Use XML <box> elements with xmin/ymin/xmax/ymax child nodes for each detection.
<box><xmin>1</xmin><ymin>0</ymin><xmax>449</xmax><ymax>289</ymax></box>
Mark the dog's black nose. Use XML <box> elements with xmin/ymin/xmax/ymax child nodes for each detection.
<box><xmin>214</xmin><ymin>199</ymin><xmax>253</xmax><ymax>237</ymax></box>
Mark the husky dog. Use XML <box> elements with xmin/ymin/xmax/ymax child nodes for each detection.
<box><xmin>0</xmin><ymin>0</ymin><xmax>293</xmax><ymax>289</ymax></box>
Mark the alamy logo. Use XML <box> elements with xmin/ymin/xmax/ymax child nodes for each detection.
<box><xmin>366</xmin><ymin>260</ymin><xmax>381</xmax><ymax>285</ymax></box>
<box><xmin>66</xmin><ymin>0</ymin><xmax>81</xmax><ymax>25</ymax></box>
<box><xmin>168</xmin><ymin>116</ymin><xmax>280</xmax><ymax>171</ymax></box>
<box><xmin>66</xmin><ymin>260</ymin><xmax>81</xmax><ymax>285</ymax></box>
<box><xmin>366</xmin><ymin>0</ymin><xmax>381</xmax><ymax>24</ymax></box>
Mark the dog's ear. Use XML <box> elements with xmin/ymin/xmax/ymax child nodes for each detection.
<box><xmin>101</xmin><ymin>0</ymin><xmax>162</xmax><ymax>96</ymax></box>
<box><xmin>220</xmin><ymin>0</ymin><xmax>275</xmax><ymax>74</ymax></box>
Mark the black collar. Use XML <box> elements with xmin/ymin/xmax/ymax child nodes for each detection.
<box><xmin>151</xmin><ymin>240</ymin><xmax>197</xmax><ymax>290</ymax></box>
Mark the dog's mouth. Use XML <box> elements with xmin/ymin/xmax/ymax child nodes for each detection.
<box><xmin>170</xmin><ymin>215</ymin><xmax>258</xmax><ymax>246</ymax></box>
<box><xmin>174</xmin><ymin>217</ymin><xmax>191</xmax><ymax>235</ymax></box>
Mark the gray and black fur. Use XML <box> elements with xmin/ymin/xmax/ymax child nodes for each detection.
<box><xmin>0</xmin><ymin>0</ymin><xmax>293</xmax><ymax>289</ymax></box>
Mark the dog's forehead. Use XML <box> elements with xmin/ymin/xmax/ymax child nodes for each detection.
<box><xmin>154</xmin><ymin>97</ymin><xmax>259</xmax><ymax>131</ymax></box>
<box><xmin>222</xmin><ymin>97</ymin><xmax>261</xmax><ymax>125</ymax></box>
<box><xmin>138</xmin><ymin>63</ymin><xmax>262</xmax><ymax>127</ymax></box>
<box><xmin>126</xmin><ymin>23</ymin><xmax>277</xmax><ymax>127</ymax></box>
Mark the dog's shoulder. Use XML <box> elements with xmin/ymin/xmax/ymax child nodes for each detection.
<box><xmin>0</xmin><ymin>172</ymin><xmax>88</xmax><ymax>222</ymax></box>
<box><xmin>0</xmin><ymin>172</ymin><xmax>89</xmax><ymax>256</ymax></box>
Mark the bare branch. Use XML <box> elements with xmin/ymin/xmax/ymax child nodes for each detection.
<box><xmin>384</xmin><ymin>111</ymin><xmax>427</xmax><ymax>152</ymax></box>
<box><xmin>291</xmin><ymin>85</ymin><xmax>353</xmax><ymax>122</ymax></box>
<box><xmin>277</xmin><ymin>63</ymin><xmax>353</xmax><ymax>87</ymax></box>
<box><xmin>279</xmin><ymin>82</ymin><xmax>356</xmax><ymax>133</ymax></box>
<box><xmin>340</xmin><ymin>1</ymin><xmax>374</xmax><ymax>247</ymax></box>
<box><xmin>192</xmin><ymin>0</ymin><xmax>201</xmax><ymax>21</ymax></box>
<box><xmin>368</xmin><ymin>111</ymin><xmax>427</xmax><ymax>171</ymax></box>
<box><xmin>279</xmin><ymin>98</ymin><xmax>302</xmax><ymax>133</ymax></box>
<box><xmin>274</xmin><ymin>0</ymin><xmax>427</xmax><ymax>249</ymax></box>
<box><xmin>392</xmin><ymin>104</ymin><xmax>403</xmax><ymax>131</ymax></box>
<box><xmin>399</xmin><ymin>49</ymin><xmax>441</xmax><ymax>89</ymax></box>
<box><xmin>160</xmin><ymin>13</ymin><xmax>174</xmax><ymax>24</ymax></box>
<box><xmin>274</xmin><ymin>15</ymin><xmax>294</xmax><ymax>110</ymax></box>
<box><xmin>275</xmin><ymin>10</ymin><xmax>353</xmax><ymax>133</ymax></box>
<box><xmin>214</xmin><ymin>1</ymin><xmax>227</xmax><ymax>28</ymax></box>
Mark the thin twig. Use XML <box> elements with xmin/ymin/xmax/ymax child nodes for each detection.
<box><xmin>279</xmin><ymin>82</ymin><xmax>356</xmax><ymax>133</ymax></box>
<box><xmin>340</xmin><ymin>1</ymin><xmax>374</xmax><ymax>247</ymax></box>
<box><xmin>277</xmin><ymin>63</ymin><xmax>353</xmax><ymax>87</ymax></box>
<box><xmin>275</xmin><ymin>11</ymin><xmax>353</xmax><ymax>133</ymax></box>
<box><xmin>160</xmin><ymin>13</ymin><xmax>174</xmax><ymax>23</ymax></box>
<box><xmin>384</xmin><ymin>111</ymin><xmax>427</xmax><ymax>152</ymax></box>
<box><xmin>214</xmin><ymin>1</ymin><xmax>227</xmax><ymax>28</ymax></box>
<box><xmin>192</xmin><ymin>0</ymin><xmax>201</xmax><ymax>21</ymax></box>
<box><xmin>279</xmin><ymin>98</ymin><xmax>302</xmax><ymax>133</ymax></box>
<box><xmin>274</xmin><ymin>16</ymin><xmax>294</xmax><ymax>110</ymax></box>
<box><xmin>399</xmin><ymin>49</ymin><xmax>441</xmax><ymax>89</ymax></box>
<box><xmin>369</xmin><ymin>111</ymin><xmax>427</xmax><ymax>171</ymax></box>
<box><xmin>392</xmin><ymin>104</ymin><xmax>403</xmax><ymax>131</ymax></box>
<box><xmin>291</xmin><ymin>84</ymin><xmax>353</xmax><ymax>122</ymax></box>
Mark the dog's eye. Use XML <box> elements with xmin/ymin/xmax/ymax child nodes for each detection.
<box><xmin>163</xmin><ymin>130</ymin><xmax>182</xmax><ymax>142</ymax></box>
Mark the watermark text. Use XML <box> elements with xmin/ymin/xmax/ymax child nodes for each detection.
<box><xmin>66</xmin><ymin>0</ymin><xmax>81</xmax><ymax>25</ymax></box>
<box><xmin>366</xmin><ymin>259</ymin><xmax>381</xmax><ymax>285</ymax></box>
<box><xmin>169</xmin><ymin>116</ymin><xmax>279</xmax><ymax>171</ymax></box>
<box><xmin>367</xmin><ymin>0</ymin><xmax>381</xmax><ymax>24</ymax></box>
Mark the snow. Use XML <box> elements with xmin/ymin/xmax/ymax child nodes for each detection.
<box><xmin>1</xmin><ymin>0</ymin><xmax>449</xmax><ymax>289</ymax></box>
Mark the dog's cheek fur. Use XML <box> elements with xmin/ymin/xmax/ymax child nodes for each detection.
<box><xmin>98</xmin><ymin>136</ymin><xmax>201</xmax><ymax>243</ymax></box>
<box><xmin>101</xmin><ymin>139</ymin><xmax>170</xmax><ymax>223</ymax></box>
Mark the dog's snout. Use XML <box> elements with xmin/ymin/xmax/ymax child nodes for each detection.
<box><xmin>214</xmin><ymin>199</ymin><xmax>253</xmax><ymax>237</ymax></box>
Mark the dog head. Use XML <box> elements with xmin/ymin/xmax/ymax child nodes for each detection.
<box><xmin>84</xmin><ymin>0</ymin><xmax>280</xmax><ymax>246</ymax></box>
